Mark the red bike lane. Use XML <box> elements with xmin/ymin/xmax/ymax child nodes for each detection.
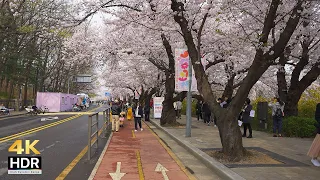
<box><xmin>92</xmin><ymin>119</ymin><xmax>192</xmax><ymax>180</ymax></box>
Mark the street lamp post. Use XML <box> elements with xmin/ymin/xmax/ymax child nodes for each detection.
<box><xmin>67</xmin><ymin>76</ymin><xmax>73</xmax><ymax>94</ymax></box>
<box><xmin>186</xmin><ymin>55</ymin><xmax>192</xmax><ymax>137</ymax></box>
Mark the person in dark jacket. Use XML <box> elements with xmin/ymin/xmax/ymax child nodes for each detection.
<box><xmin>202</xmin><ymin>102</ymin><xmax>211</xmax><ymax>126</ymax></box>
<box><xmin>196</xmin><ymin>100</ymin><xmax>203</xmax><ymax>121</ymax></box>
<box><xmin>111</xmin><ymin>100</ymin><xmax>122</xmax><ymax>132</ymax></box>
<box><xmin>307</xmin><ymin>103</ymin><xmax>320</xmax><ymax>167</ymax></box>
<box><xmin>144</xmin><ymin>104</ymin><xmax>150</xmax><ymax>121</ymax></box>
<box><xmin>242</xmin><ymin>98</ymin><xmax>253</xmax><ymax>138</ymax></box>
<box><xmin>133</xmin><ymin>102</ymin><xmax>144</xmax><ymax>131</ymax></box>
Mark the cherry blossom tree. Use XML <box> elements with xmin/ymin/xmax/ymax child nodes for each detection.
<box><xmin>170</xmin><ymin>0</ymin><xmax>309</xmax><ymax>160</ymax></box>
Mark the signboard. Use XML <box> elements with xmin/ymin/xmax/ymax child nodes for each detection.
<box><xmin>153</xmin><ymin>97</ymin><xmax>164</xmax><ymax>119</ymax></box>
<box><xmin>75</xmin><ymin>74</ymin><xmax>91</xmax><ymax>83</ymax></box>
<box><xmin>175</xmin><ymin>49</ymin><xmax>197</xmax><ymax>92</ymax></box>
<box><xmin>105</xmin><ymin>92</ymin><xmax>111</xmax><ymax>97</ymax></box>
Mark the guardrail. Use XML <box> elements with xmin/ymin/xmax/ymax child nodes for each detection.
<box><xmin>88</xmin><ymin>108</ymin><xmax>111</xmax><ymax>160</ymax></box>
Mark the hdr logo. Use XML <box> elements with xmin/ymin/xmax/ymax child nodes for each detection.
<box><xmin>8</xmin><ymin>140</ymin><xmax>42</xmax><ymax>174</ymax></box>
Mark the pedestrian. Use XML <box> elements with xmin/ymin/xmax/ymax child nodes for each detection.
<box><xmin>307</xmin><ymin>103</ymin><xmax>320</xmax><ymax>167</ymax></box>
<box><xmin>111</xmin><ymin>99</ymin><xmax>121</xmax><ymax>132</ymax></box>
<box><xmin>220</xmin><ymin>97</ymin><xmax>227</xmax><ymax>108</ymax></box>
<box><xmin>242</xmin><ymin>98</ymin><xmax>253</xmax><ymax>138</ymax></box>
<box><xmin>133</xmin><ymin>102</ymin><xmax>143</xmax><ymax>131</ymax></box>
<box><xmin>202</xmin><ymin>102</ymin><xmax>211</xmax><ymax>126</ymax></box>
<box><xmin>269</xmin><ymin>97</ymin><xmax>285</xmax><ymax>137</ymax></box>
<box><xmin>144</xmin><ymin>104</ymin><xmax>150</xmax><ymax>121</ymax></box>
<box><xmin>173</xmin><ymin>101</ymin><xmax>177</xmax><ymax>117</ymax></box>
<box><xmin>196</xmin><ymin>100</ymin><xmax>203</xmax><ymax>121</ymax></box>
<box><xmin>176</xmin><ymin>100</ymin><xmax>182</xmax><ymax>119</ymax></box>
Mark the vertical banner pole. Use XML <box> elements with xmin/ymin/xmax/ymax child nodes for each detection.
<box><xmin>186</xmin><ymin>52</ymin><xmax>192</xmax><ymax>137</ymax></box>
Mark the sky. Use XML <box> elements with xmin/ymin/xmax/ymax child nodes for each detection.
<box><xmin>87</xmin><ymin>12</ymin><xmax>111</xmax><ymax>100</ymax></box>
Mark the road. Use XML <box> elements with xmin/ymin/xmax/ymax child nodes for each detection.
<box><xmin>0</xmin><ymin>105</ymin><xmax>110</xmax><ymax>180</ymax></box>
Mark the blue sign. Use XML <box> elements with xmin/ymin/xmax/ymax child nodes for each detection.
<box><xmin>105</xmin><ymin>92</ymin><xmax>111</xmax><ymax>97</ymax></box>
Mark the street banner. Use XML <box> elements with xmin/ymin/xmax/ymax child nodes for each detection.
<box><xmin>175</xmin><ymin>49</ymin><xmax>197</xmax><ymax>92</ymax></box>
<box><xmin>153</xmin><ymin>97</ymin><xmax>164</xmax><ymax>119</ymax></box>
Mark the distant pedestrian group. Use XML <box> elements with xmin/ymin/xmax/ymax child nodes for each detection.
<box><xmin>110</xmin><ymin>99</ymin><xmax>151</xmax><ymax>133</ymax></box>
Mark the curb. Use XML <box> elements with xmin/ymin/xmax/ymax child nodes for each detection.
<box><xmin>150</xmin><ymin>119</ymin><xmax>246</xmax><ymax>180</ymax></box>
<box><xmin>0</xmin><ymin>113</ymin><xmax>26</xmax><ymax>119</ymax></box>
<box><xmin>88</xmin><ymin>131</ymin><xmax>113</xmax><ymax>180</ymax></box>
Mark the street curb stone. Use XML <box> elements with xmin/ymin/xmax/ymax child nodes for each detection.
<box><xmin>150</xmin><ymin>119</ymin><xmax>246</xmax><ymax>180</ymax></box>
<box><xmin>88</xmin><ymin>131</ymin><xmax>113</xmax><ymax>180</ymax></box>
<box><xmin>0</xmin><ymin>113</ymin><xmax>26</xmax><ymax>119</ymax></box>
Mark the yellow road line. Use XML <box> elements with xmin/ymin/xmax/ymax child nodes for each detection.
<box><xmin>56</xmin><ymin>125</ymin><xmax>105</xmax><ymax>180</ymax></box>
<box><xmin>0</xmin><ymin>106</ymin><xmax>101</xmax><ymax>143</ymax></box>
<box><xmin>135</xmin><ymin>150</ymin><xmax>145</xmax><ymax>180</ymax></box>
<box><xmin>144</xmin><ymin>122</ymin><xmax>197</xmax><ymax>180</ymax></box>
<box><xmin>0</xmin><ymin>115</ymin><xmax>81</xmax><ymax>143</ymax></box>
<box><xmin>132</xmin><ymin>130</ymin><xmax>136</xmax><ymax>138</ymax></box>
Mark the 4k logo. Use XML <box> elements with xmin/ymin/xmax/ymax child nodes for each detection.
<box><xmin>8</xmin><ymin>140</ymin><xmax>40</xmax><ymax>155</ymax></box>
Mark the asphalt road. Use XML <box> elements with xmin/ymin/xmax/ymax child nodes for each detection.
<box><xmin>0</xmin><ymin>105</ymin><xmax>110</xmax><ymax>180</ymax></box>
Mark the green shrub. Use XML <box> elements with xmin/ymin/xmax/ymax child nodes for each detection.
<box><xmin>298</xmin><ymin>87</ymin><xmax>320</xmax><ymax>118</ymax></box>
<box><xmin>0</xmin><ymin>91</ymin><xmax>9</xmax><ymax>99</ymax></box>
<box><xmin>283</xmin><ymin>116</ymin><xmax>317</xmax><ymax>138</ymax></box>
<box><xmin>181</xmin><ymin>99</ymin><xmax>197</xmax><ymax>117</ymax></box>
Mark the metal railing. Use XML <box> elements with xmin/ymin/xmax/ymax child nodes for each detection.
<box><xmin>88</xmin><ymin>108</ymin><xmax>111</xmax><ymax>160</ymax></box>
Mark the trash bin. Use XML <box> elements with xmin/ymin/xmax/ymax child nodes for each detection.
<box><xmin>257</xmin><ymin>102</ymin><xmax>268</xmax><ymax>129</ymax></box>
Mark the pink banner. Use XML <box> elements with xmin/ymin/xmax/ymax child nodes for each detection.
<box><xmin>175</xmin><ymin>49</ymin><xmax>197</xmax><ymax>92</ymax></box>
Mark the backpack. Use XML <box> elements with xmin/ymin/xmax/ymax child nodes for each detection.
<box><xmin>275</xmin><ymin>106</ymin><xmax>283</xmax><ymax>118</ymax></box>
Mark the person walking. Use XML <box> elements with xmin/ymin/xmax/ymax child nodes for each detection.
<box><xmin>242</xmin><ymin>98</ymin><xmax>253</xmax><ymax>138</ymax></box>
<box><xmin>269</xmin><ymin>97</ymin><xmax>285</xmax><ymax>137</ymax></box>
<box><xmin>176</xmin><ymin>100</ymin><xmax>182</xmax><ymax>119</ymax></box>
<box><xmin>307</xmin><ymin>103</ymin><xmax>320</xmax><ymax>167</ymax></box>
<box><xmin>196</xmin><ymin>100</ymin><xmax>203</xmax><ymax>121</ymax></box>
<box><xmin>202</xmin><ymin>102</ymin><xmax>211</xmax><ymax>126</ymax></box>
<box><xmin>133</xmin><ymin>102</ymin><xmax>143</xmax><ymax>131</ymax></box>
<box><xmin>111</xmin><ymin>100</ymin><xmax>122</xmax><ymax>132</ymax></box>
<box><xmin>173</xmin><ymin>101</ymin><xmax>177</xmax><ymax>117</ymax></box>
<box><xmin>144</xmin><ymin>104</ymin><xmax>150</xmax><ymax>121</ymax></box>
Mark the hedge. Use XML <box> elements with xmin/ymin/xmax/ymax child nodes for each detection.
<box><xmin>282</xmin><ymin>116</ymin><xmax>317</xmax><ymax>138</ymax></box>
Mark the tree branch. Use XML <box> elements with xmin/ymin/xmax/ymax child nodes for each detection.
<box><xmin>206</xmin><ymin>58</ymin><xmax>225</xmax><ymax>69</ymax></box>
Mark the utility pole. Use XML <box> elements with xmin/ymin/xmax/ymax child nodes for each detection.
<box><xmin>186</xmin><ymin>54</ymin><xmax>192</xmax><ymax>137</ymax></box>
<box><xmin>67</xmin><ymin>76</ymin><xmax>73</xmax><ymax>94</ymax></box>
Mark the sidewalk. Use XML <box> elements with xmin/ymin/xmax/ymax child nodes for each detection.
<box><xmin>150</xmin><ymin>116</ymin><xmax>320</xmax><ymax>180</ymax></box>
<box><xmin>0</xmin><ymin>110</ymin><xmax>26</xmax><ymax>118</ymax></box>
<box><xmin>90</xmin><ymin>119</ymin><xmax>192</xmax><ymax>180</ymax></box>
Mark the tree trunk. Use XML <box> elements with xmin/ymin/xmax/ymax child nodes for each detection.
<box><xmin>277</xmin><ymin>54</ymin><xmax>288</xmax><ymax>102</ymax></box>
<box><xmin>23</xmin><ymin>79</ymin><xmax>28</xmax><ymax>107</ymax></box>
<box><xmin>160</xmin><ymin>72</ymin><xmax>176</xmax><ymax>125</ymax></box>
<box><xmin>159</xmin><ymin>33</ymin><xmax>178</xmax><ymax>126</ymax></box>
<box><xmin>284</xmin><ymin>87</ymin><xmax>301</xmax><ymax>116</ymax></box>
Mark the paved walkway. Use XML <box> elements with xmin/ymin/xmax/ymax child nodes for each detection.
<box><xmin>0</xmin><ymin>110</ymin><xmax>26</xmax><ymax>118</ymax></box>
<box><xmin>151</xmin><ymin>115</ymin><xmax>320</xmax><ymax>180</ymax></box>
<box><xmin>91</xmin><ymin>119</ymin><xmax>191</xmax><ymax>180</ymax></box>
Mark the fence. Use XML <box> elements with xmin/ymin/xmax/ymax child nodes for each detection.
<box><xmin>88</xmin><ymin>108</ymin><xmax>111</xmax><ymax>160</ymax></box>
